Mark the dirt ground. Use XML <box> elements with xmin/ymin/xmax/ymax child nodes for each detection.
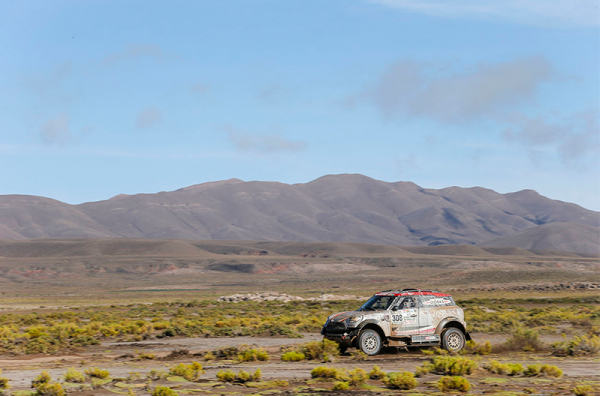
<box><xmin>2</xmin><ymin>333</ymin><xmax>599</xmax><ymax>395</ymax></box>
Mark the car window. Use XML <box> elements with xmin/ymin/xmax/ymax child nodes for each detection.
<box><xmin>396</xmin><ymin>297</ymin><xmax>416</xmax><ymax>309</ymax></box>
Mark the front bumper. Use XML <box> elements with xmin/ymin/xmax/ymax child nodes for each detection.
<box><xmin>321</xmin><ymin>326</ymin><xmax>360</xmax><ymax>347</ymax></box>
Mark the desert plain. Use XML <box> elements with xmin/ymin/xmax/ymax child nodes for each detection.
<box><xmin>0</xmin><ymin>238</ymin><xmax>599</xmax><ymax>396</ymax></box>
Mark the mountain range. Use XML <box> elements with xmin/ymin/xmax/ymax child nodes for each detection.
<box><xmin>0</xmin><ymin>174</ymin><xmax>598</xmax><ymax>254</ymax></box>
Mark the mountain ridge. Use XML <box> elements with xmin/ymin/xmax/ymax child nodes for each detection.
<box><xmin>0</xmin><ymin>174</ymin><xmax>597</xmax><ymax>254</ymax></box>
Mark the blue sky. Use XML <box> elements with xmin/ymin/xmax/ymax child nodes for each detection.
<box><xmin>1</xmin><ymin>0</ymin><xmax>599</xmax><ymax>210</ymax></box>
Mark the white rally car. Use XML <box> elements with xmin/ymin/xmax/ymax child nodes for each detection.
<box><xmin>321</xmin><ymin>288</ymin><xmax>471</xmax><ymax>355</ymax></box>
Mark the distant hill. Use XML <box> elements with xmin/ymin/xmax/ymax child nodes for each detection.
<box><xmin>0</xmin><ymin>174</ymin><xmax>598</xmax><ymax>253</ymax></box>
<box><xmin>479</xmin><ymin>222</ymin><xmax>600</xmax><ymax>255</ymax></box>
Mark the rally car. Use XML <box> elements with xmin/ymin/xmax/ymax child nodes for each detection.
<box><xmin>321</xmin><ymin>289</ymin><xmax>471</xmax><ymax>355</ymax></box>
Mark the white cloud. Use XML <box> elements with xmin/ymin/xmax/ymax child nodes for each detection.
<box><xmin>40</xmin><ymin>114</ymin><xmax>70</xmax><ymax>145</ymax></box>
<box><xmin>224</xmin><ymin>124</ymin><xmax>306</xmax><ymax>154</ymax></box>
<box><xmin>503</xmin><ymin>110</ymin><xmax>599</xmax><ymax>169</ymax></box>
<box><xmin>370</xmin><ymin>0</ymin><xmax>600</xmax><ymax>27</ymax></box>
<box><xmin>136</xmin><ymin>107</ymin><xmax>162</xmax><ymax>129</ymax></box>
<box><xmin>358</xmin><ymin>56</ymin><xmax>552</xmax><ymax>123</ymax></box>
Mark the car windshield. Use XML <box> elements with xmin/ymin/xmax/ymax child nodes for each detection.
<box><xmin>359</xmin><ymin>295</ymin><xmax>396</xmax><ymax>311</ymax></box>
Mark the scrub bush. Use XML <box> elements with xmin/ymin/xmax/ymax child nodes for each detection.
<box><xmin>33</xmin><ymin>383</ymin><xmax>66</xmax><ymax>396</ymax></box>
<box><xmin>216</xmin><ymin>369</ymin><xmax>261</xmax><ymax>383</ymax></box>
<box><xmin>151</xmin><ymin>386</ymin><xmax>178</xmax><ymax>396</ymax></box>
<box><xmin>281</xmin><ymin>351</ymin><xmax>305</xmax><ymax>361</ymax></box>
<box><xmin>348</xmin><ymin>368</ymin><xmax>368</xmax><ymax>386</ymax></box>
<box><xmin>85</xmin><ymin>367</ymin><xmax>110</xmax><ymax>379</ymax></box>
<box><xmin>333</xmin><ymin>381</ymin><xmax>349</xmax><ymax>390</ymax></box>
<box><xmin>572</xmin><ymin>384</ymin><xmax>595</xmax><ymax>396</ymax></box>
<box><xmin>64</xmin><ymin>368</ymin><xmax>85</xmax><ymax>383</ymax></box>
<box><xmin>421</xmin><ymin>355</ymin><xmax>477</xmax><ymax>376</ymax></box>
<box><xmin>369</xmin><ymin>365</ymin><xmax>386</xmax><ymax>380</ymax></box>
<box><xmin>437</xmin><ymin>376</ymin><xmax>471</xmax><ymax>392</ymax></box>
<box><xmin>310</xmin><ymin>366</ymin><xmax>348</xmax><ymax>381</ymax></box>
<box><xmin>382</xmin><ymin>371</ymin><xmax>418</xmax><ymax>390</ymax></box>
<box><xmin>237</xmin><ymin>347</ymin><xmax>269</xmax><ymax>362</ymax></box>
<box><xmin>169</xmin><ymin>362</ymin><xmax>204</xmax><ymax>382</ymax></box>
<box><xmin>551</xmin><ymin>334</ymin><xmax>600</xmax><ymax>356</ymax></box>
<box><xmin>32</xmin><ymin>371</ymin><xmax>51</xmax><ymax>387</ymax></box>
<box><xmin>484</xmin><ymin>360</ymin><xmax>523</xmax><ymax>376</ymax></box>
<box><xmin>505</xmin><ymin>327</ymin><xmax>544</xmax><ymax>351</ymax></box>
<box><xmin>463</xmin><ymin>340</ymin><xmax>492</xmax><ymax>355</ymax></box>
<box><xmin>0</xmin><ymin>369</ymin><xmax>10</xmax><ymax>393</ymax></box>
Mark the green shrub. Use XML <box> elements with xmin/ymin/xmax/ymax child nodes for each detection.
<box><xmin>484</xmin><ymin>360</ymin><xmax>523</xmax><ymax>376</ymax></box>
<box><xmin>300</xmin><ymin>340</ymin><xmax>340</xmax><ymax>361</ymax></box>
<box><xmin>572</xmin><ymin>384</ymin><xmax>595</xmax><ymax>396</ymax></box>
<box><xmin>310</xmin><ymin>366</ymin><xmax>348</xmax><ymax>381</ymax></box>
<box><xmin>63</xmin><ymin>367</ymin><xmax>85</xmax><ymax>383</ymax></box>
<box><xmin>541</xmin><ymin>364</ymin><xmax>563</xmax><ymax>378</ymax></box>
<box><xmin>281</xmin><ymin>351</ymin><xmax>305</xmax><ymax>361</ymax></box>
<box><xmin>216</xmin><ymin>369</ymin><xmax>236</xmax><ymax>383</ymax></box>
<box><xmin>524</xmin><ymin>364</ymin><xmax>542</xmax><ymax>377</ymax></box>
<box><xmin>216</xmin><ymin>369</ymin><xmax>261</xmax><ymax>383</ymax></box>
<box><xmin>420</xmin><ymin>355</ymin><xmax>477</xmax><ymax>376</ymax></box>
<box><xmin>463</xmin><ymin>340</ymin><xmax>492</xmax><ymax>355</ymax></box>
<box><xmin>237</xmin><ymin>347</ymin><xmax>269</xmax><ymax>362</ymax></box>
<box><xmin>33</xmin><ymin>382</ymin><xmax>66</xmax><ymax>396</ymax></box>
<box><xmin>382</xmin><ymin>371</ymin><xmax>418</xmax><ymax>390</ymax></box>
<box><xmin>333</xmin><ymin>381</ymin><xmax>350</xmax><ymax>390</ymax></box>
<box><xmin>85</xmin><ymin>367</ymin><xmax>110</xmax><ymax>379</ymax></box>
<box><xmin>0</xmin><ymin>369</ymin><xmax>9</xmax><ymax>391</ymax></box>
<box><xmin>552</xmin><ymin>334</ymin><xmax>600</xmax><ymax>356</ymax></box>
<box><xmin>151</xmin><ymin>386</ymin><xmax>179</xmax><ymax>396</ymax></box>
<box><xmin>437</xmin><ymin>376</ymin><xmax>471</xmax><ymax>392</ymax></box>
<box><xmin>71</xmin><ymin>335</ymin><xmax>99</xmax><ymax>346</ymax></box>
<box><xmin>136</xmin><ymin>351</ymin><xmax>156</xmax><ymax>360</ymax></box>
<box><xmin>522</xmin><ymin>363</ymin><xmax>563</xmax><ymax>378</ymax></box>
<box><xmin>147</xmin><ymin>370</ymin><xmax>167</xmax><ymax>380</ymax></box>
<box><xmin>203</xmin><ymin>351</ymin><xmax>216</xmax><ymax>361</ymax></box>
<box><xmin>169</xmin><ymin>362</ymin><xmax>204</xmax><ymax>382</ymax></box>
<box><xmin>32</xmin><ymin>371</ymin><xmax>52</xmax><ymax>387</ymax></box>
<box><xmin>369</xmin><ymin>365</ymin><xmax>386</xmax><ymax>380</ymax></box>
<box><xmin>348</xmin><ymin>368</ymin><xmax>368</xmax><ymax>386</ymax></box>
<box><xmin>505</xmin><ymin>327</ymin><xmax>544</xmax><ymax>351</ymax></box>
<box><xmin>350</xmin><ymin>350</ymin><xmax>368</xmax><ymax>360</ymax></box>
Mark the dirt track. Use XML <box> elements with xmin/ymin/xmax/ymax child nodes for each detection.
<box><xmin>2</xmin><ymin>334</ymin><xmax>599</xmax><ymax>393</ymax></box>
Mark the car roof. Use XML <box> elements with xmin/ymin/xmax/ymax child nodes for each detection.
<box><xmin>374</xmin><ymin>288</ymin><xmax>452</xmax><ymax>297</ymax></box>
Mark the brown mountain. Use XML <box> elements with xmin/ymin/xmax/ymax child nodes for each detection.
<box><xmin>479</xmin><ymin>222</ymin><xmax>600</xmax><ymax>255</ymax></box>
<box><xmin>0</xmin><ymin>174</ymin><xmax>597</xmax><ymax>252</ymax></box>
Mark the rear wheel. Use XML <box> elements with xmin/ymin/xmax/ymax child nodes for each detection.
<box><xmin>441</xmin><ymin>327</ymin><xmax>466</xmax><ymax>353</ymax></box>
<box><xmin>358</xmin><ymin>329</ymin><xmax>383</xmax><ymax>356</ymax></box>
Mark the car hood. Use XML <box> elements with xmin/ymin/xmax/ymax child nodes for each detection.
<box><xmin>329</xmin><ymin>310</ymin><xmax>386</xmax><ymax>323</ymax></box>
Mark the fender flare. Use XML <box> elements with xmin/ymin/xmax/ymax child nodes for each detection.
<box><xmin>355</xmin><ymin>321</ymin><xmax>386</xmax><ymax>345</ymax></box>
<box><xmin>435</xmin><ymin>317</ymin><xmax>471</xmax><ymax>341</ymax></box>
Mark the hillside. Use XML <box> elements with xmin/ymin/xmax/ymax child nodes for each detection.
<box><xmin>0</xmin><ymin>174</ymin><xmax>597</xmax><ymax>252</ymax></box>
<box><xmin>479</xmin><ymin>222</ymin><xmax>600</xmax><ymax>255</ymax></box>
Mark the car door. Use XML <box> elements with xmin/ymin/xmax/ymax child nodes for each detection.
<box><xmin>389</xmin><ymin>296</ymin><xmax>419</xmax><ymax>336</ymax></box>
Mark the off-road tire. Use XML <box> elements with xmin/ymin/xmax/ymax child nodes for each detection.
<box><xmin>441</xmin><ymin>327</ymin><xmax>466</xmax><ymax>353</ymax></box>
<box><xmin>358</xmin><ymin>329</ymin><xmax>382</xmax><ymax>356</ymax></box>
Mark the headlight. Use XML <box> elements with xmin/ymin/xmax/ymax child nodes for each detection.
<box><xmin>347</xmin><ymin>315</ymin><xmax>363</xmax><ymax>325</ymax></box>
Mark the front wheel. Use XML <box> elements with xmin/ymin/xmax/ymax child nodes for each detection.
<box><xmin>358</xmin><ymin>329</ymin><xmax>382</xmax><ymax>356</ymax></box>
<box><xmin>441</xmin><ymin>327</ymin><xmax>466</xmax><ymax>353</ymax></box>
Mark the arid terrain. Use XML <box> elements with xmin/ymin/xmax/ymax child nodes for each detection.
<box><xmin>0</xmin><ymin>239</ymin><xmax>598</xmax><ymax>395</ymax></box>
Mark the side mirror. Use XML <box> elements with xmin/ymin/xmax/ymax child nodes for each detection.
<box><xmin>391</xmin><ymin>306</ymin><xmax>399</xmax><ymax>311</ymax></box>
